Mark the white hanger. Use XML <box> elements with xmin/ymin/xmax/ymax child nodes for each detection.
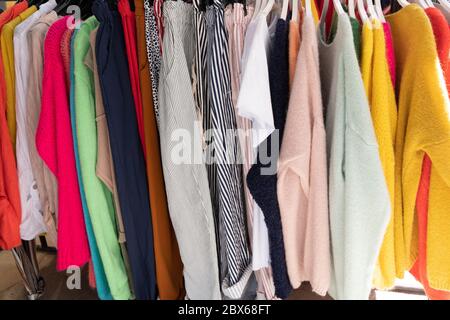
<box><xmin>417</xmin><ymin>0</ymin><xmax>430</xmax><ymax>8</ymax></box>
<box><xmin>438</xmin><ymin>0</ymin><xmax>450</xmax><ymax>12</ymax></box>
<box><xmin>374</xmin><ymin>0</ymin><xmax>386</xmax><ymax>22</ymax></box>
<box><xmin>320</xmin><ymin>0</ymin><xmax>345</xmax><ymax>41</ymax></box>
<box><xmin>366</xmin><ymin>0</ymin><xmax>380</xmax><ymax>19</ymax></box>
<box><xmin>261</xmin><ymin>0</ymin><xmax>275</xmax><ymax>15</ymax></box>
<box><xmin>397</xmin><ymin>0</ymin><xmax>410</xmax><ymax>7</ymax></box>
<box><xmin>280</xmin><ymin>0</ymin><xmax>289</xmax><ymax>20</ymax></box>
<box><xmin>292</xmin><ymin>0</ymin><xmax>299</xmax><ymax>21</ymax></box>
<box><xmin>409</xmin><ymin>0</ymin><xmax>428</xmax><ymax>7</ymax></box>
<box><xmin>332</xmin><ymin>0</ymin><xmax>346</xmax><ymax>15</ymax></box>
<box><xmin>261</xmin><ymin>0</ymin><xmax>269</xmax><ymax>13</ymax></box>
<box><xmin>252</xmin><ymin>0</ymin><xmax>262</xmax><ymax>20</ymax></box>
<box><xmin>357</xmin><ymin>0</ymin><xmax>370</xmax><ymax>23</ymax></box>
<box><xmin>305</xmin><ymin>0</ymin><xmax>312</xmax><ymax>17</ymax></box>
<box><xmin>348</xmin><ymin>0</ymin><xmax>357</xmax><ymax>18</ymax></box>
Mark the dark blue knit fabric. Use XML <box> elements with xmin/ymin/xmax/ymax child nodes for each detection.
<box><xmin>93</xmin><ymin>0</ymin><xmax>157</xmax><ymax>300</ymax></box>
<box><xmin>246</xmin><ymin>18</ymin><xmax>292</xmax><ymax>299</ymax></box>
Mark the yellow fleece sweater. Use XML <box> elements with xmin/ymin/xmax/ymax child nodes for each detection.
<box><xmin>387</xmin><ymin>4</ymin><xmax>450</xmax><ymax>289</ymax></box>
<box><xmin>360</xmin><ymin>21</ymin><xmax>373</xmax><ymax>100</ymax></box>
<box><xmin>1</xmin><ymin>5</ymin><xmax>36</xmax><ymax>149</ymax></box>
<box><xmin>361</xmin><ymin>19</ymin><xmax>398</xmax><ymax>289</ymax></box>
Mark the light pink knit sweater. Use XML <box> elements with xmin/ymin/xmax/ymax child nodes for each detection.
<box><xmin>277</xmin><ymin>16</ymin><xmax>331</xmax><ymax>296</ymax></box>
<box><xmin>36</xmin><ymin>17</ymin><xmax>90</xmax><ymax>270</ymax></box>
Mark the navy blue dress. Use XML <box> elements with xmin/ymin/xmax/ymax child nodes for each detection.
<box><xmin>246</xmin><ymin>18</ymin><xmax>292</xmax><ymax>299</ymax></box>
<box><xmin>93</xmin><ymin>0</ymin><xmax>157</xmax><ymax>300</ymax></box>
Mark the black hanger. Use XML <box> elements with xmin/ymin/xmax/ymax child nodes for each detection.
<box><xmin>33</xmin><ymin>0</ymin><xmax>49</xmax><ymax>8</ymax></box>
<box><xmin>54</xmin><ymin>0</ymin><xmax>72</xmax><ymax>15</ymax></box>
<box><xmin>79</xmin><ymin>0</ymin><xmax>93</xmax><ymax>19</ymax></box>
<box><xmin>27</xmin><ymin>0</ymin><xmax>39</xmax><ymax>7</ymax></box>
<box><xmin>37</xmin><ymin>0</ymin><xmax>48</xmax><ymax>6</ymax></box>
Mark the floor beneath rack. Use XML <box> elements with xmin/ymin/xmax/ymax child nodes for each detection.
<box><xmin>0</xmin><ymin>250</ymin><xmax>97</xmax><ymax>300</ymax></box>
<box><xmin>0</xmin><ymin>249</ymin><xmax>426</xmax><ymax>300</ymax></box>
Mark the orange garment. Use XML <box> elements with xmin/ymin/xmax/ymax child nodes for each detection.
<box><xmin>0</xmin><ymin>1</ymin><xmax>28</xmax><ymax>250</ymax></box>
<box><xmin>0</xmin><ymin>79</ymin><xmax>22</xmax><ymax>250</ymax></box>
<box><xmin>0</xmin><ymin>1</ymin><xmax>28</xmax><ymax>138</ymax></box>
<box><xmin>288</xmin><ymin>20</ymin><xmax>300</xmax><ymax>92</ymax></box>
<box><xmin>410</xmin><ymin>7</ymin><xmax>450</xmax><ymax>300</ymax></box>
<box><xmin>134</xmin><ymin>0</ymin><xmax>185</xmax><ymax>300</ymax></box>
<box><xmin>1</xmin><ymin>5</ymin><xmax>37</xmax><ymax>149</ymax></box>
<box><xmin>0</xmin><ymin>86</ymin><xmax>21</xmax><ymax>249</ymax></box>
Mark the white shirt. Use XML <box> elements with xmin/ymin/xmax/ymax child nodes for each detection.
<box><xmin>14</xmin><ymin>0</ymin><xmax>57</xmax><ymax>240</ymax></box>
<box><xmin>237</xmin><ymin>12</ymin><xmax>278</xmax><ymax>270</ymax></box>
<box><xmin>237</xmin><ymin>14</ymin><xmax>274</xmax><ymax>148</ymax></box>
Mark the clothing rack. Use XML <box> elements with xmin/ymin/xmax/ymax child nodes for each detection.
<box><xmin>2</xmin><ymin>0</ymin><xmax>448</xmax><ymax>301</ymax></box>
<box><xmin>1</xmin><ymin>4</ymin><xmax>46</xmax><ymax>295</ymax></box>
<box><xmin>0</xmin><ymin>0</ymin><xmax>44</xmax><ymax>301</ymax></box>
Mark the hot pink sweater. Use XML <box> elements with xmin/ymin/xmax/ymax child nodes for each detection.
<box><xmin>36</xmin><ymin>17</ymin><xmax>90</xmax><ymax>270</ymax></box>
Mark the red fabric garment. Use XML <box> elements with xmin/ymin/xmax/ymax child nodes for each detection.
<box><xmin>88</xmin><ymin>260</ymin><xmax>96</xmax><ymax>289</ymax></box>
<box><xmin>382</xmin><ymin>22</ymin><xmax>396</xmax><ymax>88</ymax></box>
<box><xmin>0</xmin><ymin>124</ymin><xmax>21</xmax><ymax>250</ymax></box>
<box><xmin>61</xmin><ymin>28</ymin><xmax>74</xmax><ymax>86</ymax></box>
<box><xmin>0</xmin><ymin>2</ymin><xmax>28</xmax><ymax>126</ymax></box>
<box><xmin>425</xmin><ymin>8</ymin><xmax>449</xmax><ymax>93</ymax></box>
<box><xmin>36</xmin><ymin>17</ymin><xmax>90</xmax><ymax>270</ymax></box>
<box><xmin>318</xmin><ymin>0</ymin><xmax>335</xmax><ymax>37</ymax></box>
<box><xmin>118</xmin><ymin>0</ymin><xmax>146</xmax><ymax>157</ymax></box>
<box><xmin>61</xmin><ymin>25</ymin><xmax>95</xmax><ymax>283</ymax></box>
<box><xmin>410</xmin><ymin>8</ymin><xmax>450</xmax><ymax>300</ymax></box>
<box><xmin>0</xmin><ymin>1</ymin><xmax>28</xmax><ymax>250</ymax></box>
<box><xmin>316</xmin><ymin>0</ymin><xmax>322</xmax><ymax>13</ymax></box>
<box><xmin>154</xmin><ymin>0</ymin><xmax>164</xmax><ymax>53</ymax></box>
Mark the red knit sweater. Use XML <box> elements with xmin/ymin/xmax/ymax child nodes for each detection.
<box><xmin>0</xmin><ymin>1</ymin><xmax>28</xmax><ymax>250</ymax></box>
<box><xmin>36</xmin><ymin>17</ymin><xmax>90</xmax><ymax>270</ymax></box>
<box><xmin>411</xmin><ymin>7</ymin><xmax>450</xmax><ymax>300</ymax></box>
<box><xmin>118</xmin><ymin>0</ymin><xmax>146</xmax><ymax>158</ymax></box>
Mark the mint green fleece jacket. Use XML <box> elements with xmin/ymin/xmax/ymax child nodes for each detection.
<box><xmin>317</xmin><ymin>10</ymin><xmax>390</xmax><ymax>299</ymax></box>
<box><xmin>73</xmin><ymin>17</ymin><xmax>131</xmax><ymax>300</ymax></box>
